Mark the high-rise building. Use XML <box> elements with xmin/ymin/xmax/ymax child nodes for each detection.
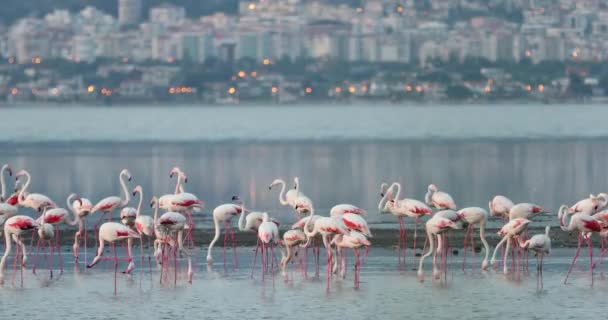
<box><xmin>118</xmin><ymin>0</ymin><xmax>142</xmax><ymax>27</ymax></box>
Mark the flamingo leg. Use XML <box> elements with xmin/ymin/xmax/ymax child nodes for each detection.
<box><xmin>32</xmin><ymin>238</ymin><xmax>41</xmax><ymax>274</ymax></box>
<box><xmin>564</xmin><ymin>234</ymin><xmax>583</xmax><ymax>284</ymax></box>
<box><xmin>354</xmin><ymin>248</ymin><xmax>360</xmax><ymax>289</ymax></box>
<box><xmin>113</xmin><ymin>242</ymin><xmax>118</xmax><ymax>296</ymax></box>
<box><xmin>223</xmin><ymin>221</ymin><xmax>228</xmax><ymax>271</ymax></box>
<box><xmin>261</xmin><ymin>243</ymin><xmax>266</xmax><ymax>281</ymax></box>
<box><xmin>540</xmin><ymin>254</ymin><xmax>544</xmax><ymax>290</ymax></box>
<box><xmin>470</xmin><ymin>225</ymin><xmax>476</xmax><ymax>272</ymax></box>
<box><xmin>397</xmin><ymin>216</ymin><xmax>403</xmax><ymax>268</ymax></box>
<box><xmin>55</xmin><ymin>227</ymin><xmax>63</xmax><ymax>274</ymax></box>
<box><xmin>412</xmin><ymin>216</ymin><xmax>419</xmax><ymax>268</ymax></box>
<box><xmin>586</xmin><ymin>236</ymin><xmax>594</xmax><ymax>287</ymax></box>
<box><xmin>462</xmin><ymin>224</ymin><xmax>470</xmax><ymax>273</ymax></box>
<box><xmin>250</xmin><ymin>238</ymin><xmax>260</xmax><ymax>279</ymax></box>
<box><xmin>231</xmin><ymin>225</ymin><xmax>238</xmax><ymax>269</ymax></box>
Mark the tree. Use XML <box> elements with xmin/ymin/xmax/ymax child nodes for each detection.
<box><xmin>446</xmin><ymin>85</ymin><xmax>473</xmax><ymax>100</ymax></box>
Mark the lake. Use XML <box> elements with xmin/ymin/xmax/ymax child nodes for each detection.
<box><xmin>1</xmin><ymin>103</ymin><xmax>608</xmax><ymax>319</ymax></box>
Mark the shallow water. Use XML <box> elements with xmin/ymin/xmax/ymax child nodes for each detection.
<box><xmin>0</xmin><ymin>247</ymin><xmax>604</xmax><ymax>320</ymax></box>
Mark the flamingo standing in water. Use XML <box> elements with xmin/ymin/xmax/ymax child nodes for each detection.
<box><xmin>151</xmin><ymin>197</ymin><xmax>192</xmax><ymax>284</ymax></box>
<box><xmin>131</xmin><ymin>186</ymin><xmax>154</xmax><ymax>270</ymax></box>
<box><xmin>518</xmin><ymin>226</ymin><xmax>551</xmax><ymax>290</ymax></box>
<box><xmin>457</xmin><ymin>207</ymin><xmax>490</xmax><ymax>272</ymax></box>
<box><xmin>292</xmin><ymin>177</ymin><xmax>314</xmax><ymax>217</ymax></box>
<box><xmin>559</xmin><ymin>205</ymin><xmax>602</xmax><ymax>286</ymax></box>
<box><xmin>257</xmin><ymin>212</ymin><xmax>280</xmax><ymax>280</ymax></box>
<box><xmin>417</xmin><ymin>216</ymin><xmax>461</xmax><ymax>281</ymax></box>
<box><xmin>91</xmin><ymin>169</ymin><xmax>132</xmax><ymax>227</ymax></box>
<box><xmin>270</xmin><ymin>177</ymin><xmax>311</xmax><ymax>218</ymax></box>
<box><xmin>329</xmin><ymin>204</ymin><xmax>366</xmax><ymax>217</ymax></box>
<box><xmin>0</xmin><ymin>215</ymin><xmax>40</xmax><ymax>285</ymax></box>
<box><xmin>35</xmin><ymin>207</ymin><xmax>56</xmax><ymax>278</ymax></box>
<box><xmin>291</xmin><ymin>214</ymin><xmax>321</xmax><ymax>277</ymax></box>
<box><xmin>279</xmin><ymin>229</ymin><xmax>307</xmax><ymax>278</ymax></box>
<box><xmin>301</xmin><ymin>204</ymin><xmax>350</xmax><ymax>291</ymax></box>
<box><xmin>67</xmin><ymin>194</ymin><xmax>93</xmax><ymax>264</ymax></box>
<box><xmin>31</xmin><ymin>196</ymin><xmax>81</xmax><ymax>274</ymax></box>
<box><xmin>379</xmin><ymin>182</ymin><xmax>432</xmax><ymax>269</ymax></box>
<box><xmin>206</xmin><ymin>196</ymin><xmax>244</xmax><ymax>268</ymax></box>
<box><xmin>332</xmin><ymin>231</ymin><xmax>371</xmax><ymax>289</ymax></box>
<box><xmin>490</xmin><ymin>218</ymin><xmax>531</xmax><ymax>274</ymax></box>
<box><xmin>86</xmin><ymin>221</ymin><xmax>140</xmax><ymax>295</ymax></box>
<box><xmin>159</xmin><ymin>171</ymin><xmax>203</xmax><ymax>248</ymax></box>
<box><xmin>425</xmin><ymin>184</ymin><xmax>457</xmax><ymax>210</ymax></box>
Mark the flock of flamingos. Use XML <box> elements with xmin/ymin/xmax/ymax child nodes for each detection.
<box><xmin>0</xmin><ymin>163</ymin><xmax>607</xmax><ymax>294</ymax></box>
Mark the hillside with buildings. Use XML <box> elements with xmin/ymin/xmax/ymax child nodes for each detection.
<box><xmin>1</xmin><ymin>0</ymin><xmax>608</xmax><ymax>104</ymax></box>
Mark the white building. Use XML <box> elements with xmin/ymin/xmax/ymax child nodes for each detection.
<box><xmin>118</xmin><ymin>0</ymin><xmax>142</xmax><ymax>27</ymax></box>
<box><xmin>150</xmin><ymin>4</ymin><xmax>186</xmax><ymax>27</ymax></box>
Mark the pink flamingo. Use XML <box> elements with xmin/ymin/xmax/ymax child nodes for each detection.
<box><xmin>291</xmin><ymin>214</ymin><xmax>321</xmax><ymax>277</ymax></box>
<box><xmin>292</xmin><ymin>177</ymin><xmax>314</xmax><ymax>218</ymax></box>
<box><xmin>0</xmin><ymin>215</ymin><xmax>40</xmax><ymax>285</ymax></box>
<box><xmin>417</xmin><ymin>216</ymin><xmax>462</xmax><ymax>281</ymax></box>
<box><xmin>570</xmin><ymin>194</ymin><xmax>604</xmax><ymax>215</ymax></box>
<box><xmin>425</xmin><ymin>184</ymin><xmax>457</xmax><ymax>210</ymax></box>
<box><xmin>91</xmin><ymin>169</ymin><xmax>132</xmax><ymax>227</ymax></box>
<box><xmin>31</xmin><ymin>198</ymin><xmax>80</xmax><ymax>274</ymax></box>
<box><xmin>379</xmin><ymin>182</ymin><xmax>432</xmax><ymax>269</ymax></box>
<box><xmin>269</xmin><ymin>178</ymin><xmax>299</xmax><ymax>209</ymax></box>
<box><xmin>457</xmin><ymin>207</ymin><xmax>490</xmax><ymax>272</ymax></box>
<box><xmin>559</xmin><ymin>205</ymin><xmax>602</xmax><ymax>286</ymax></box>
<box><xmin>206</xmin><ymin>196</ymin><xmax>244</xmax><ymax>267</ymax></box>
<box><xmin>86</xmin><ymin>221</ymin><xmax>140</xmax><ymax>295</ymax></box>
<box><xmin>332</xmin><ymin>231</ymin><xmax>370</xmax><ymax>289</ymax></box>
<box><xmin>332</xmin><ymin>213</ymin><xmax>371</xmax><ymax>274</ymax></box>
<box><xmin>518</xmin><ymin>226</ymin><xmax>551</xmax><ymax>290</ymax></box>
<box><xmin>279</xmin><ymin>229</ymin><xmax>307</xmax><ymax>278</ymax></box>
<box><xmin>15</xmin><ymin>170</ymin><xmax>57</xmax><ymax>211</ymax></box>
<box><xmin>508</xmin><ymin>203</ymin><xmax>546</xmax><ymax>220</ymax></box>
<box><xmin>257</xmin><ymin>212</ymin><xmax>280</xmax><ymax>280</ymax></box>
<box><xmin>489</xmin><ymin>195</ymin><xmax>514</xmax><ymax>222</ymax></box>
<box><xmin>490</xmin><ymin>218</ymin><xmax>531</xmax><ymax>274</ymax></box>
<box><xmin>67</xmin><ymin>194</ymin><xmax>93</xmax><ymax>265</ymax></box>
<box><xmin>34</xmin><ymin>207</ymin><xmax>56</xmax><ymax>278</ymax></box>
<box><xmin>150</xmin><ymin>197</ymin><xmax>192</xmax><ymax>284</ymax></box>
<box><xmin>159</xmin><ymin>171</ymin><xmax>203</xmax><ymax>248</ymax></box>
<box><xmin>301</xmin><ymin>204</ymin><xmax>350</xmax><ymax>291</ymax></box>
<box><xmin>131</xmin><ymin>186</ymin><xmax>154</xmax><ymax>270</ymax></box>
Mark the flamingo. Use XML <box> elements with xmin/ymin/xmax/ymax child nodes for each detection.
<box><xmin>425</xmin><ymin>184</ymin><xmax>457</xmax><ymax>210</ymax></box>
<box><xmin>457</xmin><ymin>207</ymin><xmax>490</xmax><ymax>272</ymax></box>
<box><xmin>559</xmin><ymin>205</ymin><xmax>602</xmax><ymax>286</ymax></box>
<box><xmin>66</xmin><ymin>194</ymin><xmax>93</xmax><ymax>264</ymax></box>
<box><xmin>269</xmin><ymin>178</ymin><xmax>298</xmax><ymax>208</ymax></box>
<box><xmin>332</xmin><ymin>231</ymin><xmax>370</xmax><ymax>289</ymax></box>
<box><xmin>131</xmin><ymin>186</ymin><xmax>154</xmax><ymax>270</ymax></box>
<box><xmin>508</xmin><ymin>203</ymin><xmax>546</xmax><ymax>220</ymax></box>
<box><xmin>332</xmin><ymin>213</ymin><xmax>372</xmax><ymax>275</ymax></box>
<box><xmin>518</xmin><ymin>226</ymin><xmax>551</xmax><ymax>290</ymax></box>
<box><xmin>150</xmin><ymin>196</ymin><xmax>192</xmax><ymax>284</ymax></box>
<box><xmin>31</xmin><ymin>199</ymin><xmax>80</xmax><ymax>274</ymax></box>
<box><xmin>91</xmin><ymin>169</ymin><xmax>132</xmax><ymax>226</ymax></box>
<box><xmin>0</xmin><ymin>164</ymin><xmax>12</xmax><ymax>203</ymax></box>
<box><xmin>257</xmin><ymin>212</ymin><xmax>280</xmax><ymax>280</ymax></box>
<box><xmin>291</xmin><ymin>214</ymin><xmax>321</xmax><ymax>277</ymax></box>
<box><xmin>169</xmin><ymin>166</ymin><xmax>186</xmax><ymax>193</ymax></box>
<box><xmin>378</xmin><ymin>182</ymin><xmax>432</xmax><ymax>269</ymax></box>
<box><xmin>417</xmin><ymin>216</ymin><xmax>461</xmax><ymax>281</ymax></box>
<box><xmin>34</xmin><ymin>207</ymin><xmax>56</xmax><ymax>278</ymax></box>
<box><xmin>489</xmin><ymin>195</ymin><xmax>514</xmax><ymax>221</ymax></box>
<box><xmin>279</xmin><ymin>229</ymin><xmax>307</xmax><ymax>278</ymax></box>
<box><xmin>490</xmin><ymin>218</ymin><xmax>531</xmax><ymax>274</ymax></box>
<box><xmin>14</xmin><ymin>170</ymin><xmax>57</xmax><ymax>211</ymax></box>
<box><xmin>0</xmin><ymin>215</ymin><xmax>40</xmax><ymax>285</ymax></box>
<box><xmin>301</xmin><ymin>204</ymin><xmax>350</xmax><ymax>291</ymax></box>
<box><xmin>86</xmin><ymin>221</ymin><xmax>140</xmax><ymax>295</ymax></box>
<box><xmin>159</xmin><ymin>171</ymin><xmax>203</xmax><ymax>248</ymax></box>
<box><xmin>570</xmin><ymin>194</ymin><xmax>604</xmax><ymax>215</ymax></box>
<box><xmin>206</xmin><ymin>196</ymin><xmax>244</xmax><ymax>267</ymax></box>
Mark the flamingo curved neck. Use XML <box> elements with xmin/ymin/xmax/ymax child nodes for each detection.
<box><xmin>174</xmin><ymin>173</ymin><xmax>185</xmax><ymax>194</ymax></box>
<box><xmin>237</xmin><ymin>201</ymin><xmax>247</xmax><ymax>231</ymax></box>
<box><xmin>0</xmin><ymin>165</ymin><xmax>7</xmax><ymax>200</ymax></box>
<box><xmin>65</xmin><ymin>195</ymin><xmax>80</xmax><ymax>225</ymax></box>
<box><xmin>135</xmin><ymin>190</ymin><xmax>143</xmax><ymax>218</ymax></box>
<box><xmin>391</xmin><ymin>182</ymin><xmax>402</xmax><ymax>201</ymax></box>
<box><xmin>276</xmin><ymin>180</ymin><xmax>288</xmax><ymax>205</ymax></box>
<box><xmin>303</xmin><ymin>207</ymin><xmax>316</xmax><ymax>239</ymax></box>
<box><xmin>378</xmin><ymin>186</ymin><xmax>392</xmax><ymax>212</ymax></box>
<box><xmin>119</xmin><ymin>172</ymin><xmax>130</xmax><ymax>207</ymax></box>
<box><xmin>18</xmin><ymin>171</ymin><xmax>31</xmax><ymax>205</ymax></box>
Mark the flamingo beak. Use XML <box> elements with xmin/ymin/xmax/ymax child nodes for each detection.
<box><xmin>128</xmin><ymin>176</ymin><xmax>132</xmax><ymax>181</ymax></box>
<box><xmin>184</xmin><ymin>177</ymin><xmax>188</xmax><ymax>183</ymax></box>
<box><xmin>7</xmin><ymin>168</ymin><xmax>11</xmax><ymax>176</ymax></box>
<box><xmin>132</xmin><ymin>191</ymin><xmax>136</xmax><ymax>196</ymax></box>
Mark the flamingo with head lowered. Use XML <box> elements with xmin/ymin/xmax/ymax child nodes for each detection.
<box><xmin>67</xmin><ymin>194</ymin><xmax>93</xmax><ymax>265</ymax></box>
<box><xmin>457</xmin><ymin>207</ymin><xmax>490</xmax><ymax>272</ymax></box>
<box><xmin>332</xmin><ymin>231</ymin><xmax>370</xmax><ymax>289</ymax></box>
<box><xmin>490</xmin><ymin>217</ymin><xmax>531</xmax><ymax>274</ymax></box>
<box><xmin>559</xmin><ymin>205</ymin><xmax>602</xmax><ymax>286</ymax></box>
<box><xmin>425</xmin><ymin>184</ymin><xmax>457</xmax><ymax>210</ymax></box>
<box><xmin>417</xmin><ymin>216</ymin><xmax>461</xmax><ymax>282</ymax></box>
<box><xmin>301</xmin><ymin>203</ymin><xmax>349</xmax><ymax>291</ymax></box>
<box><xmin>517</xmin><ymin>226</ymin><xmax>551</xmax><ymax>290</ymax></box>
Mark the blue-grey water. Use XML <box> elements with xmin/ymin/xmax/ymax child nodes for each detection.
<box><xmin>2</xmin><ymin>104</ymin><xmax>608</xmax><ymax>318</ymax></box>
<box><xmin>0</xmin><ymin>248</ymin><xmax>605</xmax><ymax>320</ymax></box>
